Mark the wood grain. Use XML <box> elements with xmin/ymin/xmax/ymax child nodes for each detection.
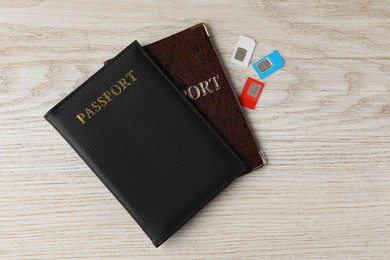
<box><xmin>1</xmin><ymin>0</ymin><xmax>389</xmax><ymax>259</ymax></box>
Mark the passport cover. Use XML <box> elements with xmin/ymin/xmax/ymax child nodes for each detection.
<box><xmin>144</xmin><ymin>24</ymin><xmax>266</xmax><ymax>174</ymax></box>
<box><xmin>44</xmin><ymin>41</ymin><xmax>247</xmax><ymax>247</ymax></box>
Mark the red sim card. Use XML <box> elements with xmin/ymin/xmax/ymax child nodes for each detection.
<box><xmin>239</xmin><ymin>77</ymin><xmax>264</xmax><ymax>109</ymax></box>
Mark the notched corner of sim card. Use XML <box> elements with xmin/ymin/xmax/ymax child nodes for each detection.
<box><xmin>240</xmin><ymin>35</ymin><xmax>255</xmax><ymax>46</ymax></box>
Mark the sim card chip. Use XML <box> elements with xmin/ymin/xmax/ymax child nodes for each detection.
<box><xmin>234</xmin><ymin>47</ymin><xmax>247</xmax><ymax>62</ymax></box>
<box><xmin>247</xmin><ymin>83</ymin><xmax>260</xmax><ymax>98</ymax></box>
<box><xmin>257</xmin><ymin>58</ymin><xmax>272</xmax><ymax>72</ymax></box>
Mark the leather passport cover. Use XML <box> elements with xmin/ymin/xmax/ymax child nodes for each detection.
<box><xmin>44</xmin><ymin>41</ymin><xmax>247</xmax><ymax>247</ymax></box>
<box><xmin>144</xmin><ymin>24</ymin><xmax>266</xmax><ymax>173</ymax></box>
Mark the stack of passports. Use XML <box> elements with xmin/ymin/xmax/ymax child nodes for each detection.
<box><xmin>45</xmin><ymin>24</ymin><xmax>265</xmax><ymax>247</ymax></box>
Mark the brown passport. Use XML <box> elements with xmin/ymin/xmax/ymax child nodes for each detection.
<box><xmin>144</xmin><ymin>24</ymin><xmax>266</xmax><ymax>173</ymax></box>
<box><xmin>105</xmin><ymin>24</ymin><xmax>266</xmax><ymax>173</ymax></box>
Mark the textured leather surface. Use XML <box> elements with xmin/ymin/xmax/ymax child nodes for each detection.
<box><xmin>44</xmin><ymin>41</ymin><xmax>247</xmax><ymax>247</ymax></box>
<box><xmin>144</xmin><ymin>24</ymin><xmax>266</xmax><ymax>173</ymax></box>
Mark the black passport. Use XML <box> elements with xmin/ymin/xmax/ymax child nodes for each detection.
<box><xmin>44</xmin><ymin>41</ymin><xmax>247</xmax><ymax>247</ymax></box>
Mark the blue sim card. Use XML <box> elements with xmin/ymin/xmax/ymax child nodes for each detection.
<box><xmin>253</xmin><ymin>50</ymin><xmax>284</xmax><ymax>79</ymax></box>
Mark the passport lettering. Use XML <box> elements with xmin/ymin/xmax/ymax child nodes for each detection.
<box><xmin>182</xmin><ymin>75</ymin><xmax>220</xmax><ymax>100</ymax></box>
<box><xmin>76</xmin><ymin>70</ymin><xmax>137</xmax><ymax>125</ymax></box>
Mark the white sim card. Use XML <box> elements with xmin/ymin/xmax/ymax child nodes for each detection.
<box><xmin>231</xmin><ymin>35</ymin><xmax>256</xmax><ymax>67</ymax></box>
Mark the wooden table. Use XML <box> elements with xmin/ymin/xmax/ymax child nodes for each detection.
<box><xmin>1</xmin><ymin>1</ymin><xmax>389</xmax><ymax>259</ymax></box>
